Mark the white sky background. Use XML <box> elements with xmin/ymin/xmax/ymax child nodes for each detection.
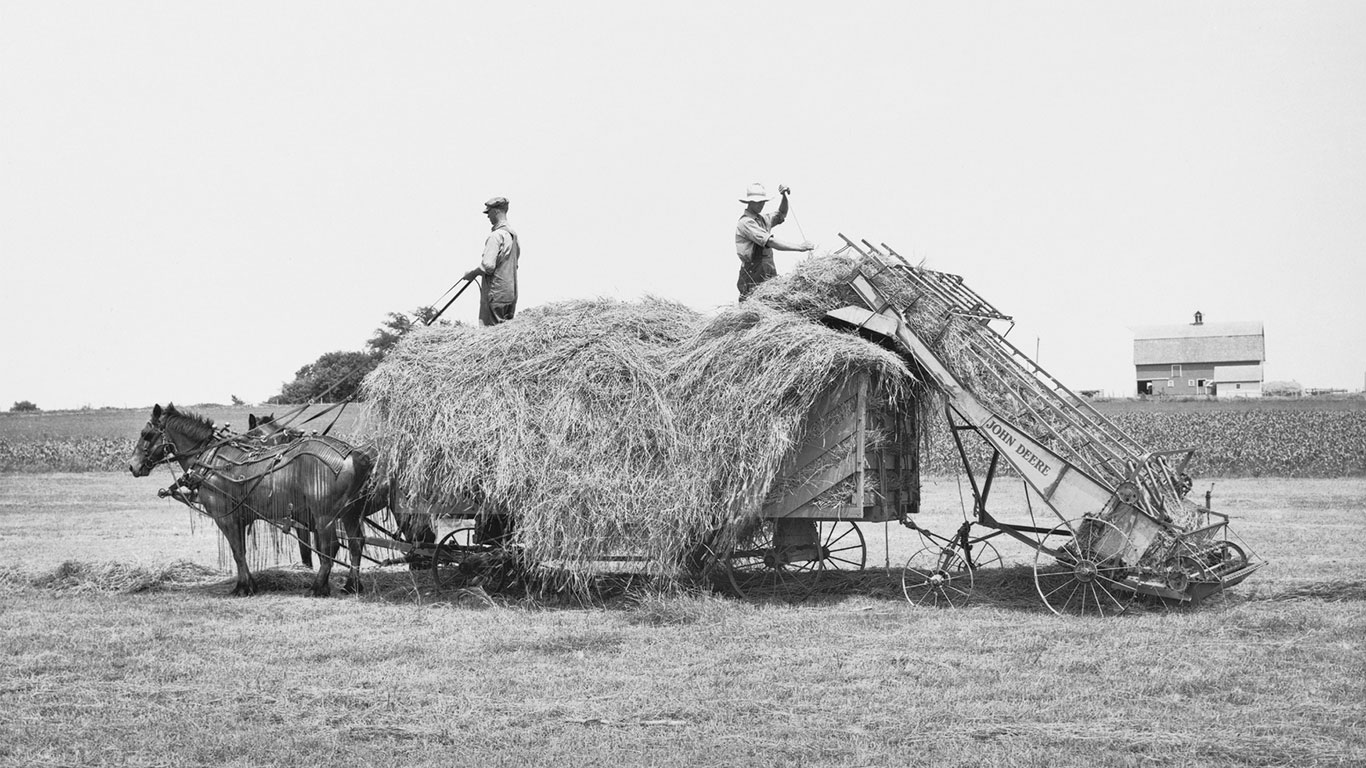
<box><xmin>2</xmin><ymin>2</ymin><xmax>1363</xmax><ymax>410</ymax></box>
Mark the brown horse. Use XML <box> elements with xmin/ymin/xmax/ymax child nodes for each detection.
<box><xmin>129</xmin><ymin>403</ymin><xmax>371</xmax><ymax>597</ymax></box>
<box><xmin>247</xmin><ymin>413</ymin><xmax>436</xmax><ymax>564</ymax></box>
<box><xmin>244</xmin><ymin>412</ymin><xmax>320</xmax><ymax>567</ymax></box>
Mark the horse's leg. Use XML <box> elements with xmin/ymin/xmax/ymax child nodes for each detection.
<box><xmin>309</xmin><ymin>518</ymin><xmax>338</xmax><ymax>598</ymax></box>
<box><xmin>296</xmin><ymin>506</ymin><xmax>316</xmax><ymax>570</ymax></box>
<box><xmin>396</xmin><ymin>505</ymin><xmax>430</xmax><ymax>570</ymax></box>
<box><xmin>297</xmin><ymin>520</ymin><xmax>315</xmax><ymax>570</ymax></box>
<box><xmin>336</xmin><ymin>462</ymin><xmax>373</xmax><ymax>595</ymax></box>
<box><xmin>214</xmin><ymin>512</ymin><xmax>256</xmax><ymax>596</ymax></box>
<box><xmin>408</xmin><ymin>498</ymin><xmax>437</xmax><ymax>548</ymax></box>
<box><xmin>341</xmin><ymin>509</ymin><xmax>365</xmax><ymax>595</ymax></box>
<box><xmin>335</xmin><ymin>478</ymin><xmax>368</xmax><ymax>595</ymax></box>
<box><xmin>410</xmin><ymin>513</ymin><xmax>436</xmax><ymax>570</ymax></box>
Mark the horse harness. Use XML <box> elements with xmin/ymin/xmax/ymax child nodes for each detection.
<box><xmin>157</xmin><ymin>427</ymin><xmax>360</xmax><ymax>525</ymax></box>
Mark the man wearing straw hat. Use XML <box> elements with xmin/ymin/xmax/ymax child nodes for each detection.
<box><xmin>463</xmin><ymin>196</ymin><xmax>520</xmax><ymax>326</ymax></box>
<box><xmin>735</xmin><ymin>182</ymin><xmax>814</xmax><ymax>299</ymax></box>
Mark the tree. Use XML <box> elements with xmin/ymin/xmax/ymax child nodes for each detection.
<box><xmin>367</xmin><ymin>307</ymin><xmax>454</xmax><ymax>358</ymax></box>
<box><xmin>268</xmin><ymin>351</ymin><xmax>379</xmax><ymax>405</ymax></box>
<box><xmin>1264</xmin><ymin>380</ymin><xmax>1303</xmax><ymax>397</ymax></box>
<box><xmin>270</xmin><ymin>308</ymin><xmax>454</xmax><ymax>404</ymax></box>
<box><xmin>230</xmin><ymin>394</ymin><xmax>246</xmax><ymax>406</ymax></box>
<box><xmin>10</xmin><ymin>400</ymin><xmax>40</xmax><ymax>413</ymax></box>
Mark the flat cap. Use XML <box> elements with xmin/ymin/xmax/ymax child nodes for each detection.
<box><xmin>483</xmin><ymin>196</ymin><xmax>509</xmax><ymax>212</ymax></box>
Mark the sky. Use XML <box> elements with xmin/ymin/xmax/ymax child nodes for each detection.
<box><xmin>3</xmin><ymin>1</ymin><xmax>1364</xmax><ymax>410</ymax></box>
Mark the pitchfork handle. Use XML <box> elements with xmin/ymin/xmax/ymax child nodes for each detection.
<box><xmin>428</xmin><ymin>276</ymin><xmax>476</xmax><ymax>326</ymax></box>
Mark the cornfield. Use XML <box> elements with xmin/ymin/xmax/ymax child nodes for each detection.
<box><xmin>916</xmin><ymin>406</ymin><xmax>1366</xmax><ymax>478</ymax></box>
<box><xmin>3</xmin><ymin>399</ymin><xmax>1363</xmax><ymax>478</ymax></box>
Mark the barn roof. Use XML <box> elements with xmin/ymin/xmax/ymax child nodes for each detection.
<box><xmin>1131</xmin><ymin>320</ymin><xmax>1264</xmax><ymax>341</ymax></box>
<box><xmin>1132</xmin><ymin>321</ymin><xmax>1265</xmax><ymax>366</ymax></box>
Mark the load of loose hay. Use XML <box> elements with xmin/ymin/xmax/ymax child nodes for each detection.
<box><xmin>360</xmin><ymin>265</ymin><xmax>923</xmax><ymax>583</ymax></box>
<box><xmin>662</xmin><ymin>302</ymin><xmax>914</xmax><ymax>558</ymax></box>
<box><xmin>361</xmin><ymin>297</ymin><xmax>701</xmax><ymax>567</ymax></box>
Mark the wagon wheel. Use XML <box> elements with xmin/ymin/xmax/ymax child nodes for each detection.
<box><xmin>816</xmin><ymin>521</ymin><xmax>866</xmax><ymax>572</ymax></box>
<box><xmin>712</xmin><ymin>521</ymin><xmax>823</xmax><ymax>603</ymax></box>
<box><xmin>1033</xmin><ymin>517</ymin><xmax>1136</xmax><ymax>617</ymax></box>
<box><xmin>901</xmin><ymin>545</ymin><xmax>974</xmax><ymax>608</ymax></box>
<box><xmin>430</xmin><ymin>526</ymin><xmax>478</xmax><ymax>590</ymax></box>
<box><xmin>900</xmin><ymin>539</ymin><xmax>1001</xmax><ymax>608</ymax></box>
<box><xmin>969</xmin><ymin>540</ymin><xmax>1004</xmax><ymax>571</ymax></box>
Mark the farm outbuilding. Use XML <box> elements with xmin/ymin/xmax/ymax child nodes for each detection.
<box><xmin>1132</xmin><ymin>312</ymin><xmax>1266</xmax><ymax>397</ymax></box>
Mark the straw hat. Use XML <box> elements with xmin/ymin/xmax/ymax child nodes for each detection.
<box><xmin>739</xmin><ymin>183</ymin><xmax>770</xmax><ymax>203</ymax></box>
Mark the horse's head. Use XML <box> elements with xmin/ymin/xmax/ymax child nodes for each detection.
<box><xmin>129</xmin><ymin>403</ymin><xmax>217</xmax><ymax>477</ymax></box>
<box><xmin>247</xmin><ymin>412</ymin><xmax>274</xmax><ymax>434</ymax></box>
<box><xmin>129</xmin><ymin>404</ymin><xmax>169</xmax><ymax>477</ymax></box>
<box><xmin>247</xmin><ymin>412</ymin><xmax>302</xmax><ymax>446</ymax></box>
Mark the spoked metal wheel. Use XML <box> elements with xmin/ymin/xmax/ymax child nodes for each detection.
<box><xmin>1033</xmin><ymin>517</ymin><xmax>1136</xmax><ymax>617</ymax></box>
<box><xmin>901</xmin><ymin>532</ymin><xmax>999</xmax><ymax>604</ymax></box>
<box><xmin>816</xmin><ymin>520</ymin><xmax>866</xmax><ymax>572</ymax></box>
<box><xmin>430</xmin><ymin>526</ymin><xmax>479</xmax><ymax>590</ymax></box>
<box><xmin>802</xmin><ymin>521</ymin><xmax>868</xmax><ymax>595</ymax></box>
<box><xmin>713</xmin><ymin>520</ymin><xmax>825</xmax><ymax>602</ymax></box>
<box><xmin>902</xmin><ymin>545</ymin><xmax>974</xmax><ymax>608</ymax></box>
<box><xmin>900</xmin><ymin>539</ymin><xmax>1001</xmax><ymax>608</ymax></box>
<box><xmin>970</xmin><ymin>540</ymin><xmax>1004</xmax><ymax>571</ymax></box>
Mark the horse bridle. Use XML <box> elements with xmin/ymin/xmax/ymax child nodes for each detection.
<box><xmin>134</xmin><ymin>418</ymin><xmax>221</xmax><ymax>477</ymax></box>
<box><xmin>133</xmin><ymin>420</ymin><xmax>178</xmax><ymax>474</ymax></box>
<box><xmin>136</xmin><ymin>419</ymin><xmax>231</xmax><ymax>512</ymax></box>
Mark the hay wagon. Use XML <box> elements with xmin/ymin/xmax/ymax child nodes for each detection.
<box><xmin>372</xmin><ymin>369</ymin><xmax>924</xmax><ymax>600</ymax></box>
<box><xmin>351</xmin><ymin>372</ymin><xmax>926</xmax><ymax>600</ymax></box>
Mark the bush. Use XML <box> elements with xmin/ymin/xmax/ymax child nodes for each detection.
<box><xmin>10</xmin><ymin>401</ymin><xmax>40</xmax><ymax>413</ymax></box>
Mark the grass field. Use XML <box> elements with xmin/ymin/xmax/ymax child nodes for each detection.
<box><xmin>1</xmin><ymin>472</ymin><xmax>1362</xmax><ymax>767</ymax></box>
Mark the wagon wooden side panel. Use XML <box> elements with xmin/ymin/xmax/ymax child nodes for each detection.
<box><xmin>760</xmin><ymin>372</ymin><xmax>920</xmax><ymax>523</ymax></box>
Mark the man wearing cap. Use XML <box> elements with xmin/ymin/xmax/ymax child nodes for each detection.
<box><xmin>735</xmin><ymin>182</ymin><xmax>814</xmax><ymax>299</ymax></box>
<box><xmin>463</xmin><ymin>196</ymin><xmax>520</xmax><ymax>326</ymax></box>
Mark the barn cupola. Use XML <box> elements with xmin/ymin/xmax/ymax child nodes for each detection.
<box><xmin>1193</xmin><ymin>311</ymin><xmax>1204</xmax><ymax>326</ymax></box>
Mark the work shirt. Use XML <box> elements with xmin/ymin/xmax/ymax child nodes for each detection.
<box><xmin>478</xmin><ymin>224</ymin><xmax>519</xmax><ymax>306</ymax></box>
<box><xmin>735</xmin><ymin>208</ymin><xmax>787</xmax><ymax>264</ymax></box>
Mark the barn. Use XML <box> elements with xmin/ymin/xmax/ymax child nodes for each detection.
<box><xmin>1132</xmin><ymin>312</ymin><xmax>1266</xmax><ymax>398</ymax></box>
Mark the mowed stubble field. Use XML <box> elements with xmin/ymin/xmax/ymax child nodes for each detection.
<box><xmin>1</xmin><ymin>406</ymin><xmax>1365</xmax><ymax>767</ymax></box>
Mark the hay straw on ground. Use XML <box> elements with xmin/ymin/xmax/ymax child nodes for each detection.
<box><xmin>7</xmin><ymin>560</ymin><xmax>220</xmax><ymax>593</ymax></box>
